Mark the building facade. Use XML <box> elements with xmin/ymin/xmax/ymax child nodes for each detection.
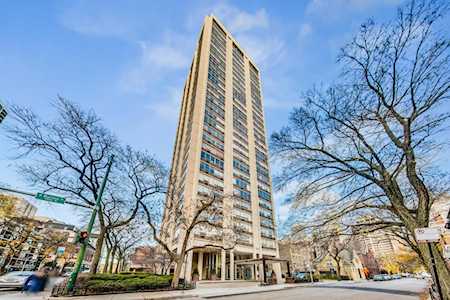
<box><xmin>0</xmin><ymin>216</ymin><xmax>77</xmax><ymax>272</ymax></box>
<box><xmin>162</xmin><ymin>15</ymin><xmax>279</xmax><ymax>282</ymax></box>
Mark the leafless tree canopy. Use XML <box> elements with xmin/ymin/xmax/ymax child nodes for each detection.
<box><xmin>7</xmin><ymin>97</ymin><xmax>118</xmax><ymax>206</ymax></box>
<box><xmin>271</xmin><ymin>0</ymin><xmax>450</xmax><ymax>296</ymax></box>
<box><xmin>5</xmin><ymin>97</ymin><xmax>167</xmax><ymax>274</ymax></box>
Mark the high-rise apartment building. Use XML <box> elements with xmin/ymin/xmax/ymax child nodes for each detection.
<box><xmin>162</xmin><ymin>15</ymin><xmax>279</xmax><ymax>282</ymax></box>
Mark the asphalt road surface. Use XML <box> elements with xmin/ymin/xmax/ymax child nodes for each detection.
<box><xmin>0</xmin><ymin>278</ymin><xmax>428</xmax><ymax>300</ymax></box>
<box><xmin>212</xmin><ymin>278</ymin><xmax>428</xmax><ymax>300</ymax></box>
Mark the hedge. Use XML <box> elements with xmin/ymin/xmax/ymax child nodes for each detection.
<box><xmin>52</xmin><ymin>273</ymin><xmax>174</xmax><ymax>296</ymax></box>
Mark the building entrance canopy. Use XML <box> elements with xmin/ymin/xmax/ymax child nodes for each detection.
<box><xmin>234</xmin><ymin>257</ymin><xmax>291</xmax><ymax>284</ymax></box>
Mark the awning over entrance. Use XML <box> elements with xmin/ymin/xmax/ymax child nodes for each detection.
<box><xmin>234</xmin><ymin>257</ymin><xmax>291</xmax><ymax>284</ymax></box>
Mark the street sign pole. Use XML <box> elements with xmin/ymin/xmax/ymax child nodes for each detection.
<box><xmin>427</xmin><ymin>242</ymin><xmax>443</xmax><ymax>300</ymax></box>
<box><xmin>65</xmin><ymin>156</ymin><xmax>114</xmax><ymax>294</ymax></box>
<box><xmin>0</xmin><ymin>186</ymin><xmax>92</xmax><ymax>209</ymax></box>
<box><xmin>415</xmin><ymin>228</ymin><xmax>444</xmax><ymax>300</ymax></box>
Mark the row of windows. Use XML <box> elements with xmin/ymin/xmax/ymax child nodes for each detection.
<box><xmin>206</xmin><ymin>98</ymin><xmax>225</xmax><ymax>120</ymax></box>
<box><xmin>204</xmin><ymin>113</ymin><xmax>224</xmax><ymax>131</ymax></box>
<box><xmin>260</xmin><ymin>210</ymin><xmax>272</xmax><ymax>219</ymax></box>
<box><xmin>201</xmin><ymin>150</ymin><xmax>224</xmax><ymax>169</ymax></box>
<box><xmin>210</xmin><ymin>45</ymin><xmax>226</xmax><ymax>66</ymax></box>
<box><xmin>234</xmin><ymin>188</ymin><xmax>251</xmax><ymax>201</ymax></box>
<box><xmin>261</xmin><ymin>219</ymin><xmax>274</xmax><ymax>228</ymax></box>
<box><xmin>233</xmin><ymin>158</ymin><xmax>250</xmax><ymax>175</ymax></box>
<box><xmin>261</xmin><ymin>227</ymin><xmax>275</xmax><ymax>238</ymax></box>
<box><xmin>200</xmin><ymin>162</ymin><xmax>223</xmax><ymax>178</ymax></box>
<box><xmin>203</xmin><ymin>132</ymin><xmax>224</xmax><ymax>151</ymax></box>
<box><xmin>256</xmin><ymin>149</ymin><xmax>267</xmax><ymax>164</ymax></box>
<box><xmin>234</xmin><ymin>132</ymin><xmax>248</xmax><ymax>148</ymax></box>
<box><xmin>204</xmin><ymin>124</ymin><xmax>224</xmax><ymax>142</ymax></box>
<box><xmin>259</xmin><ymin>201</ymin><xmax>272</xmax><ymax>211</ymax></box>
<box><xmin>234</xmin><ymin>177</ymin><xmax>250</xmax><ymax>190</ymax></box>
<box><xmin>233</xmin><ymin>119</ymin><xmax>248</xmax><ymax>137</ymax></box>
<box><xmin>233</xmin><ymin>146</ymin><xmax>249</xmax><ymax>161</ymax></box>
<box><xmin>234</xmin><ymin>140</ymin><xmax>249</xmax><ymax>154</ymax></box>
<box><xmin>254</xmin><ymin>132</ymin><xmax>266</xmax><ymax>146</ymax></box>
<box><xmin>258</xmin><ymin>187</ymin><xmax>271</xmax><ymax>201</ymax></box>
<box><xmin>257</xmin><ymin>172</ymin><xmax>270</xmax><ymax>186</ymax></box>
<box><xmin>233</xmin><ymin>105</ymin><xmax>247</xmax><ymax>124</ymax></box>
<box><xmin>233</xmin><ymin>88</ymin><xmax>246</xmax><ymax>107</ymax></box>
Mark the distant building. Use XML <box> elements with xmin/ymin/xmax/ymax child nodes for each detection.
<box><xmin>278</xmin><ymin>239</ymin><xmax>313</xmax><ymax>273</ymax></box>
<box><xmin>14</xmin><ymin>198</ymin><xmax>37</xmax><ymax>218</ymax></box>
<box><xmin>358</xmin><ymin>230</ymin><xmax>400</xmax><ymax>259</ymax></box>
<box><xmin>278</xmin><ymin>238</ymin><xmax>366</xmax><ymax>281</ymax></box>
<box><xmin>0</xmin><ymin>194</ymin><xmax>37</xmax><ymax>218</ymax></box>
<box><xmin>430</xmin><ymin>194</ymin><xmax>450</xmax><ymax>245</ymax></box>
<box><xmin>129</xmin><ymin>246</ymin><xmax>171</xmax><ymax>274</ymax></box>
<box><xmin>0</xmin><ymin>216</ymin><xmax>77</xmax><ymax>272</ymax></box>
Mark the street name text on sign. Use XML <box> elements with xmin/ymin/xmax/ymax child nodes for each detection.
<box><xmin>35</xmin><ymin>192</ymin><xmax>65</xmax><ymax>204</ymax></box>
<box><xmin>414</xmin><ymin>227</ymin><xmax>441</xmax><ymax>243</ymax></box>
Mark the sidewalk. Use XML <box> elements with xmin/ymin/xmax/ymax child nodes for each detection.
<box><xmin>47</xmin><ymin>282</ymin><xmax>312</xmax><ymax>300</ymax></box>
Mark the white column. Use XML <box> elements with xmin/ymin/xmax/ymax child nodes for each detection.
<box><xmin>198</xmin><ymin>252</ymin><xmax>203</xmax><ymax>280</ymax></box>
<box><xmin>221</xmin><ymin>249</ymin><xmax>226</xmax><ymax>280</ymax></box>
<box><xmin>274</xmin><ymin>262</ymin><xmax>283</xmax><ymax>284</ymax></box>
<box><xmin>230</xmin><ymin>250</ymin><xmax>234</xmax><ymax>281</ymax></box>
<box><xmin>185</xmin><ymin>251</ymin><xmax>193</xmax><ymax>283</ymax></box>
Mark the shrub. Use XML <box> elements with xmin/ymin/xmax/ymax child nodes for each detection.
<box><xmin>52</xmin><ymin>273</ymin><xmax>174</xmax><ymax>296</ymax></box>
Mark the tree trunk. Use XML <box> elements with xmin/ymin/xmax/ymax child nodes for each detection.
<box><xmin>90</xmin><ymin>226</ymin><xmax>106</xmax><ymax>274</ymax></box>
<box><xmin>102</xmin><ymin>246</ymin><xmax>111</xmax><ymax>273</ymax></box>
<box><xmin>418</xmin><ymin>243</ymin><xmax>450</xmax><ymax>300</ymax></box>
<box><xmin>114</xmin><ymin>256</ymin><xmax>122</xmax><ymax>274</ymax></box>
<box><xmin>108</xmin><ymin>246</ymin><xmax>117</xmax><ymax>273</ymax></box>
<box><xmin>120</xmin><ymin>257</ymin><xmax>126</xmax><ymax>272</ymax></box>
<box><xmin>335</xmin><ymin>260</ymin><xmax>342</xmax><ymax>281</ymax></box>
<box><xmin>171</xmin><ymin>252</ymin><xmax>185</xmax><ymax>288</ymax></box>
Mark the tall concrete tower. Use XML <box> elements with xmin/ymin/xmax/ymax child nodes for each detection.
<box><xmin>163</xmin><ymin>15</ymin><xmax>280</xmax><ymax>282</ymax></box>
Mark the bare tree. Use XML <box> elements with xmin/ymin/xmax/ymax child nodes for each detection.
<box><xmin>271</xmin><ymin>0</ymin><xmax>450</xmax><ymax>297</ymax></box>
<box><xmin>137</xmin><ymin>171</ymin><xmax>240</xmax><ymax>288</ymax></box>
<box><xmin>5</xmin><ymin>99</ymin><xmax>166</xmax><ymax>274</ymax></box>
<box><xmin>6</xmin><ymin>97</ymin><xmax>118</xmax><ymax>272</ymax></box>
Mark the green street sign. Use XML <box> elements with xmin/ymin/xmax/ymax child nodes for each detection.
<box><xmin>35</xmin><ymin>192</ymin><xmax>65</xmax><ymax>204</ymax></box>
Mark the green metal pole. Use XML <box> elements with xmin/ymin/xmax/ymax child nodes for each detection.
<box><xmin>65</xmin><ymin>156</ymin><xmax>114</xmax><ymax>293</ymax></box>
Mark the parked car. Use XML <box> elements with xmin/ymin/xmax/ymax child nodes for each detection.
<box><xmin>392</xmin><ymin>274</ymin><xmax>401</xmax><ymax>279</ymax></box>
<box><xmin>415</xmin><ymin>272</ymin><xmax>431</xmax><ymax>279</ymax></box>
<box><xmin>293</xmin><ymin>272</ymin><xmax>319</xmax><ymax>282</ymax></box>
<box><xmin>0</xmin><ymin>271</ymin><xmax>34</xmax><ymax>289</ymax></box>
<box><xmin>373</xmin><ymin>274</ymin><xmax>392</xmax><ymax>281</ymax></box>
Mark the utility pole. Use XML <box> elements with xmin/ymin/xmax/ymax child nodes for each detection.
<box><xmin>65</xmin><ymin>156</ymin><xmax>114</xmax><ymax>293</ymax></box>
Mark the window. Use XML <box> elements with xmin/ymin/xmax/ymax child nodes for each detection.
<box><xmin>200</xmin><ymin>162</ymin><xmax>223</xmax><ymax>178</ymax></box>
<box><xmin>233</xmin><ymin>158</ymin><xmax>249</xmax><ymax>175</ymax></box>
<box><xmin>258</xmin><ymin>187</ymin><xmax>271</xmax><ymax>201</ymax></box>
<box><xmin>234</xmin><ymin>177</ymin><xmax>249</xmax><ymax>189</ymax></box>
<box><xmin>256</xmin><ymin>149</ymin><xmax>267</xmax><ymax>164</ymax></box>
<box><xmin>201</xmin><ymin>151</ymin><xmax>224</xmax><ymax>169</ymax></box>
<box><xmin>234</xmin><ymin>189</ymin><xmax>251</xmax><ymax>201</ymax></box>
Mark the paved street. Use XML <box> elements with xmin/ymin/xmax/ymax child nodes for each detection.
<box><xmin>0</xmin><ymin>278</ymin><xmax>428</xmax><ymax>300</ymax></box>
<box><xmin>211</xmin><ymin>279</ymin><xmax>428</xmax><ymax>300</ymax></box>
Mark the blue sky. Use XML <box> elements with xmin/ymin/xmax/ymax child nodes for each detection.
<box><xmin>1</xmin><ymin>0</ymin><xmax>448</xmax><ymax>230</ymax></box>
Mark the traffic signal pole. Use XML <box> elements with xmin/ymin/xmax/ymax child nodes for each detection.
<box><xmin>65</xmin><ymin>156</ymin><xmax>114</xmax><ymax>293</ymax></box>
